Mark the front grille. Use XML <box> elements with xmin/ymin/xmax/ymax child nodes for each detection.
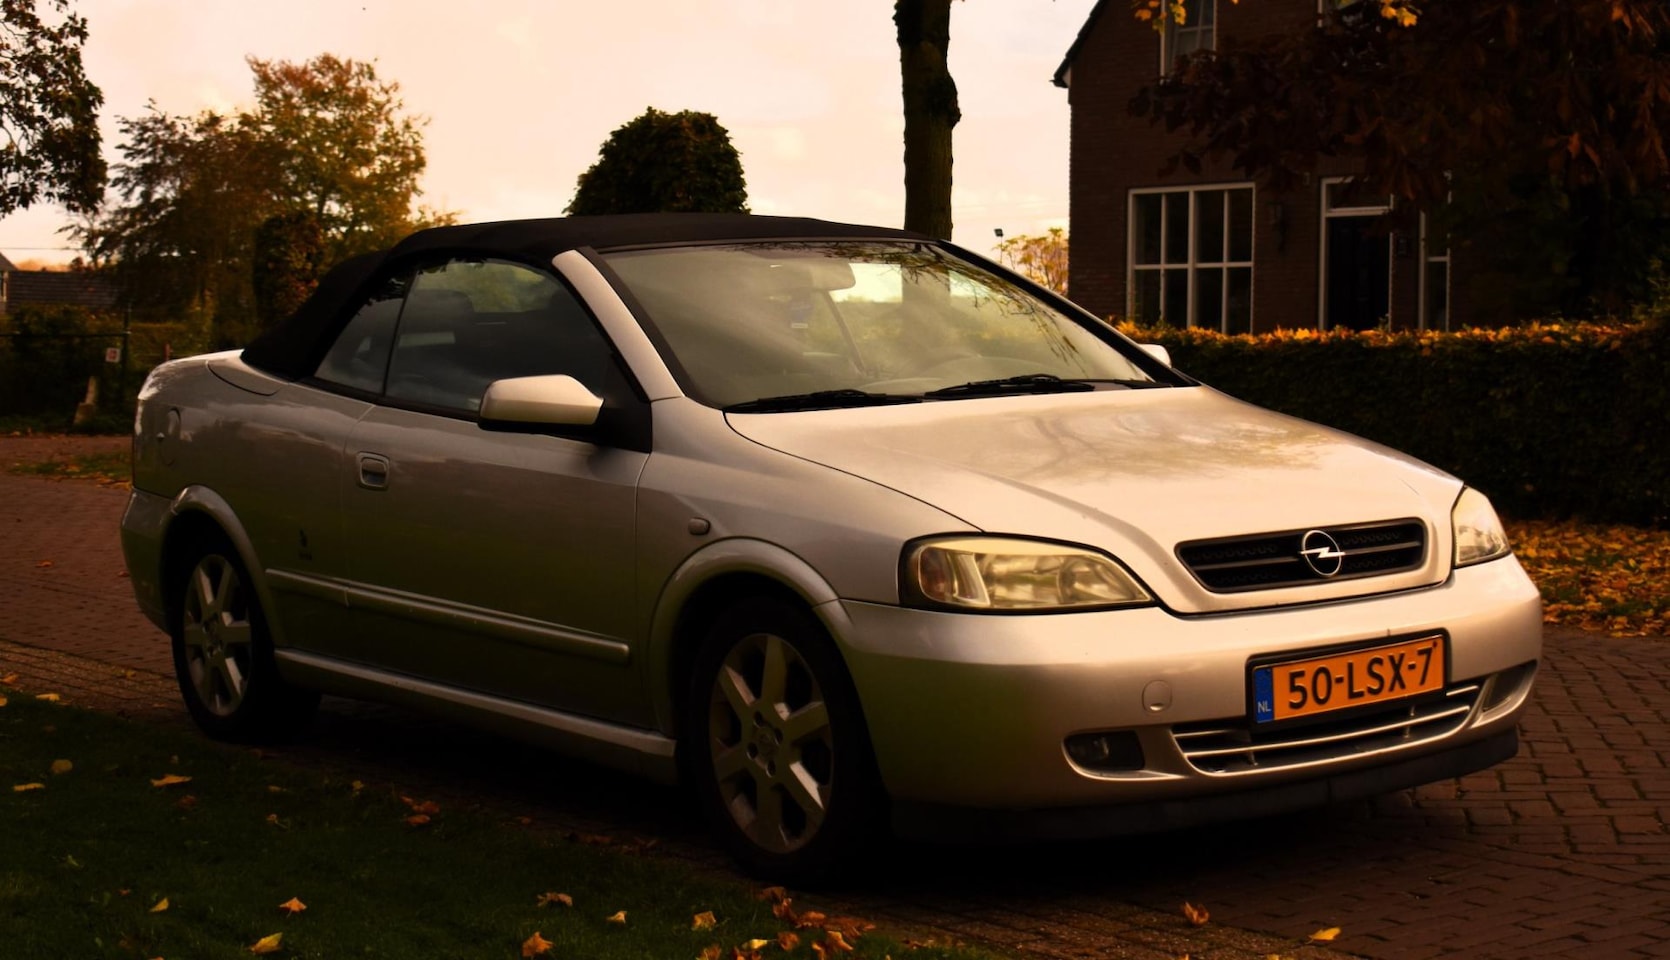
<box><xmin>1177</xmin><ymin>519</ymin><xmax>1427</xmax><ymax>592</ymax></box>
<box><xmin>1171</xmin><ymin>682</ymin><xmax>1480</xmax><ymax>775</ymax></box>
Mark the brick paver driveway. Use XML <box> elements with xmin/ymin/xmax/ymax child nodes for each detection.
<box><xmin>2</xmin><ymin>437</ymin><xmax>1666</xmax><ymax>959</ymax></box>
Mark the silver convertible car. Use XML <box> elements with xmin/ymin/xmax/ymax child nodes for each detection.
<box><xmin>122</xmin><ymin>215</ymin><xmax>1542</xmax><ymax>879</ymax></box>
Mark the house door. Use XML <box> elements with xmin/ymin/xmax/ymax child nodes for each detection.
<box><xmin>1324</xmin><ymin>217</ymin><xmax>1390</xmax><ymax>331</ymax></box>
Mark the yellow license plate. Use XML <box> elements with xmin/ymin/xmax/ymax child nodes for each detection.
<box><xmin>1252</xmin><ymin>635</ymin><xmax>1445</xmax><ymax>724</ymax></box>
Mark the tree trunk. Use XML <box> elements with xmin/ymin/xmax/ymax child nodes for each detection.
<box><xmin>895</xmin><ymin>0</ymin><xmax>960</xmax><ymax>240</ymax></box>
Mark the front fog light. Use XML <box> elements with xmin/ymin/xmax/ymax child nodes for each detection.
<box><xmin>1452</xmin><ymin>487</ymin><xmax>1511</xmax><ymax>567</ymax></box>
<box><xmin>903</xmin><ymin>536</ymin><xmax>1152</xmax><ymax>611</ymax></box>
<box><xmin>1064</xmin><ymin>731</ymin><xmax>1145</xmax><ymax>772</ymax></box>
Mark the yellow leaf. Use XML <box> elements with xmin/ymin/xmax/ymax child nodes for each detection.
<box><xmin>692</xmin><ymin>911</ymin><xmax>717</xmax><ymax>931</ymax></box>
<box><xmin>150</xmin><ymin>897</ymin><xmax>170</xmax><ymax>913</ymax></box>
<box><xmin>740</xmin><ymin>940</ymin><xmax>771</xmax><ymax>951</ymax></box>
<box><xmin>1310</xmin><ymin>927</ymin><xmax>1341</xmax><ymax>942</ymax></box>
<box><xmin>521</xmin><ymin>931</ymin><xmax>553</xmax><ymax>957</ymax></box>
<box><xmin>249</xmin><ymin>932</ymin><xmax>283</xmax><ymax>955</ymax></box>
<box><xmin>13</xmin><ymin>783</ymin><xmax>45</xmax><ymax>792</ymax></box>
<box><xmin>278</xmin><ymin>897</ymin><xmax>306</xmax><ymax>916</ymax></box>
<box><xmin>823</xmin><ymin>930</ymin><xmax>855</xmax><ymax>953</ymax></box>
<box><xmin>0</xmin><ymin>673</ymin><xmax>16</xmax><ymax>686</ymax></box>
<box><xmin>0</xmin><ymin>695</ymin><xmax>8</xmax><ymax>707</ymax></box>
<box><xmin>606</xmin><ymin>910</ymin><xmax>627</xmax><ymax>925</ymax></box>
<box><xmin>536</xmin><ymin>892</ymin><xmax>573</xmax><ymax>908</ymax></box>
<box><xmin>150</xmin><ymin>774</ymin><xmax>192</xmax><ymax>788</ymax></box>
<box><xmin>1182</xmin><ymin>901</ymin><xmax>1210</xmax><ymax>926</ymax></box>
<box><xmin>35</xmin><ymin>693</ymin><xmax>60</xmax><ymax>702</ymax></box>
<box><xmin>50</xmin><ymin>759</ymin><xmax>72</xmax><ymax>775</ymax></box>
<box><xmin>698</xmin><ymin>946</ymin><xmax>723</xmax><ymax>960</ymax></box>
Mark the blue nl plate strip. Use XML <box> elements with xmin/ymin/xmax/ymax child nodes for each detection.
<box><xmin>1253</xmin><ymin>668</ymin><xmax>1274</xmax><ymax>723</ymax></box>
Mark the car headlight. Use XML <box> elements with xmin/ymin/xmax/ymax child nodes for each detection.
<box><xmin>1452</xmin><ymin>487</ymin><xmax>1511</xmax><ymax>567</ymax></box>
<box><xmin>902</xmin><ymin>536</ymin><xmax>1152</xmax><ymax>612</ymax></box>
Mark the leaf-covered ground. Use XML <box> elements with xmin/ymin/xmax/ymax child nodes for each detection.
<box><xmin>0</xmin><ymin>692</ymin><xmax>990</xmax><ymax>960</ymax></box>
<box><xmin>1506</xmin><ymin>519</ymin><xmax>1670</xmax><ymax>637</ymax></box>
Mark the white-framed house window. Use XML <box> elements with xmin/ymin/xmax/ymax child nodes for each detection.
<box><xmin>1128</xmin><ymin>183</ymin><xmax>1254</xmax><ymax>331</ymax></box>
<box><xmin>1161</xmin><ymin>0</ymin><xmax>1217</xmax><ymax>70</ymax></box>
<box><xmin>1418</xmin><ymin>213</ymin><xmax>1451</xmax><ymax>331</ymax></box>
<box><xmin>1318</xmin><ymin>177</ymin><xmax>1394</xmax><ymax>330</ymax></box>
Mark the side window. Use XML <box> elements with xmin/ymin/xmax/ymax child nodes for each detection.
<box><xmin>383</xmin><ymin>259</ymin><xmax>614</xmax><ymax>416</ymax></box>
<box><xmin>313</xmin><ymin>274</ymin><xmax>410</xmax><ymax>393</ymax></box>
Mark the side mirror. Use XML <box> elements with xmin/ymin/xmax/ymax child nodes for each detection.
<box><xmin>1138</xmin><ymin>343</ymin><xmax>1172</xmax><ymax>367</ymax></box>
<box><xmin>479</xmin><ymin>374</ymin><xmax>602</xmax><ymax>427</ymax></box>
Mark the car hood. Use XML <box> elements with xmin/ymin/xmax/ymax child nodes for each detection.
<box><xmin>726</xmin><ymin>387</ymin><xmax>1462</xmax><ymax>613</ymax></box>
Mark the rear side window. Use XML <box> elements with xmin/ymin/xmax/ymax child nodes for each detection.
<box><xmin>382</xmin><ymin>259</ymin><xmax>613</xmax><ymax>415</ymax></box>
<box><xmin>313</xmin><ymin>274</ymin><xmax>410</xmax><ymax>393</ymax></box>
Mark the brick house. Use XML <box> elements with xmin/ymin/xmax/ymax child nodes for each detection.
<box><xmin>1055</xmin><ymin>0</ymin><xmax>1457</xmax><ymax>332</ymax></box>
<box><xmin>0</xmin><ymin>254</ymin><xmax>119</xmax><ymax>316</ymax></box>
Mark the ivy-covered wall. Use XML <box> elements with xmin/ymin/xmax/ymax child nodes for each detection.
<box><xmin>1117</xmin><ymin>320</ymin><xmax>1670</xmax><ymax>526</ymax></box>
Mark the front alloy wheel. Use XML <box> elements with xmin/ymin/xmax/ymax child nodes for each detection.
<box><xmin>686</xmin><ymin>596</ymin><xmax>882</xmax><ymax>882</ymax></box>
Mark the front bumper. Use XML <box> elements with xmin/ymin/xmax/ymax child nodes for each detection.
<box><xmin>119</xmin><ymin>488</ymin><xmax>173</xmax><ymax>633</ymax></box>
<box><xmin>826</xmin><ymin>556</ymin><xmax>1542</xmax><ymax>814</ymax></box>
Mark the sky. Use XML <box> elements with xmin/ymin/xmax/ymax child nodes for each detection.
<box><xmin>0</xmin><ymin>0</ymin><xmax>1101</xmax><ymax>267</ymax></box>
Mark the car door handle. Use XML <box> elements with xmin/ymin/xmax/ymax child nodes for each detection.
<box><xmin>357</xmin><ymin>453</ymin><xmax>391</xmax><ymax>490</ymax></box>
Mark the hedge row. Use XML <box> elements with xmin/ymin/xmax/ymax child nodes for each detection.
<box><xmin>1116</xmin><ymin>320</ymin><xmax>1670</xmax><ymax>526</ymax></box>
<box><xmin>0</xmin><ymin>305</ymin><xmax>197</xmax><ymax>421</ymax></box>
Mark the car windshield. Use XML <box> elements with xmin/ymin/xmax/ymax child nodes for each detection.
<box><xmin>599</xmin><ymin>241</ymin><xmax>1163</xmax><ymax>409</ymax></box>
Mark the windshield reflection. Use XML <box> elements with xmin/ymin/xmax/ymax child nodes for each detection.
<box><xmin>601</xmin><ymin>242</ymin><xmax>1160</xmax><ymax>409</ymax></box>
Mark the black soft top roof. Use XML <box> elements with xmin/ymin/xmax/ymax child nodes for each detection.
<box><xmin>241</xmin><ymin>213</ymin><xmax>927</xmax><ymax>380</ymax></box>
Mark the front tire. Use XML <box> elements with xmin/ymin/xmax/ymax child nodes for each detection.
<box><xmin>171</xmin><ymin>533</ymin><xmax>318</xmax><ymax>741</ymax></box>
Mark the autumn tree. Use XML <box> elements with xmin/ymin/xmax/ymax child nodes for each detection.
<box><xmin>996</xmin><ymin>227</ymin><xmax>1069</xmax><ymax>296</ymax></box>
<box><xmin>79</xmin><ymin>54</ymin><xmax>444</xmax><ymax>344</ymax></box>
<box><xmin>0</xmin><ymin>0</ymin><xmax>104</xmax><ymax>215</ymax></box>
<box><xmin>1131</xmin><ymin>0</ymin><xmax>1670</xmax><ymax>318</ymax></box>
<box><xmin>895</xmin><ymin>0</ymin><xmax>959</xmax><ymax>239</ymax></box>
<box><xmin>567</xmin><ymin>108</ymin><xmax>748</xmax><ymax>215</ymax></box>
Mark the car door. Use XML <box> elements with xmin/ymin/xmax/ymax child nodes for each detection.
<box><xmin>338</xmin><ymin>258</ymin><xmax>651</xmax><ymax>726</ymax></box>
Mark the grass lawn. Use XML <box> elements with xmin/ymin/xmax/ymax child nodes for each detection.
<box><xmin>5</xmin><ymin>444</ymin><xmax>1666</xmax><ymax>639</ymax></box>
<box><xmin>0</xmin><ymin>692</ymin><xmax>987</xmax><ymax>960</ymax></box>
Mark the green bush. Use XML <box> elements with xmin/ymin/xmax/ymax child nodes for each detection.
<box><xmin>0</xmin><ymin>308</ymin><xmax>203</xmax><ymax>428</ymax></box>
<box><xmin>1117</xmin><ymin>319</ymin><xmax>1670</xmax><ymax>526</ymax></box>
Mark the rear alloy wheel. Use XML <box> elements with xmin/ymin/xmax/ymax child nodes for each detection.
<box><xmin>686</xmin><ymin>596</ymin><xmax>883</xmax><ymax>882</ymax></box>
<box><xmin>172</xmin><ymin>535</ymin><xmax>317</xmax><ymax>741</ymax></box>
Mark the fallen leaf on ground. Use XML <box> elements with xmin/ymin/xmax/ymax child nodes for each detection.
<box><xmin>823</xmin><ymin>917</ymin><xmax>874</xmax><ymax>939</ymax></box>
<box><xmin>777</xmin><ymin>932</ymin><xmax>800</xmax><ymax>951</ymax></box>
<box><xmin>0</xmin><ymin>695</ymin><xmax>8</xmax><ymax>707</ymax></box>
<box><xmin>698</xmin><ymin>946</ymin><xmax>723</xmax><ymax>960</ymax></box>
<box><xmin>692</xmin><ymin>910</ymin><xmax>717</xmax><ymax>931</ymax></box>
<box><xmin>740</xmin><ymin>940</ymin><xmax>771</xmax><ymax>952</ymax></box>
<box><xmin>278</xmin><ymin>897</ymin><xmax>306</xmax><ymax>915</ymax></box>
<box><xmin>606</xmin><ymin>910</ymin><xmax>627</xmax><ymax>925</ymax></box>
<box><xmin>149</xmin><ymin>898</ymin><xmax>169</xmax><ymax>913</ymax></box>
<box><xmin>400</xmin><ymin>796</ymin><xmax>440</xmax><ymax>815</ymax></box>
<box><xmin>822</xmin><ymin>930</ymin><xmax>855</xmax><ymax>953</ymax></box>
<box><xmin>12</xmin><ymin>782</ymin><xmax>45</xmax><ymax>792</ymax></box>
<box><xmin>35</xmin><ymin>692</ymin><xmax>60</xmax><ymax>702</ymax></box>
<box><xmin>249</xmin><ymin>932</ymin><xmax>283</xmax><ymax>954</ymax></box>
<box><xmin>757</xmin><ymin>886</ymin><xmax>788</xmax><ymax>903</ymax></box>
<box><xmin>266</xmin><ymin>785</ymin><xmax>286</xmax><ymax>794</ymax></box>
<box><xmin>521</xmin><ymin>931</ymin><xmax>552</xmax><ymax>957</ymax></box>
<box><xmin>0</xmin><ymin>673</ymin><xmax>16</xmax><ymax>685</ymax></box>
<box><xmin>795</xmin><ymin>910</ymin><xmax>828</xmax><ymax>930</ymax></box>
<box><xmin>1182</xmin><ymin>901</ymin><xmax>1209</xmax><ymax>926</ymax></box>
<box><xmin>175</xmin><ymin>794</ymin><xmax>198</xmax><ymax>810</ymax></box>
<box><xmin>1309</xmin><ymin>927</ymin><xmax>1341</xmax><ymax>942</ymax></box>
<box><xmin>150</xmin><ymin>774</ymin><xmax>191</xmax><ymax>788</ymax></box>
<box><xmin>404</xmin><ymin>814</ymin><xmax>431</xmax><ymax>827</ymax></box>
<box><xmin>536</xmin><ymin>892</ymin><xmax>572</xmax><ymax>908</ymax></box>
<box><xmin>772</xmin><ymin>899</ymin><xmax>798</xmax><ymax>922</ymax></box>
<box><xmin>50</xmin><ymin>759</ymin><xmax>72</xmax><ymax>775</ymax></box>
<box><xmin>36</xmin><ymin>560</ymin><xmax>54</xmax><ymax>568</ymax></box>
<box><xmin>350</xmin><ymin>780</ymin><xmax>364</xmax><ymax>793</ymax></box>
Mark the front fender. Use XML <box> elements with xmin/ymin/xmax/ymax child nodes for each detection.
<box><xmin>643</xmin><ymin>537</ymin><xmax>848</xmax><ymax>737</ymax></box>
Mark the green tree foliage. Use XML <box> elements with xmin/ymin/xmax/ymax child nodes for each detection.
<box><xmin>252</xmin><ymin>211</ymin><xmax>325</xmax><ymax>332</ymax></box>
<box><xmin>895</xmin><ymin>0</ymin><xmax>959</xmax><ymax>240</ymax></box>
<box><xmin>567</xmin><ymin>107</ymin><xmax>748</xmax><ymax>215</ymax></box>
<box><xmin>1130</xmin><ymin>0</ymin><xmax>1670</xmax><ymax>319</ymax></box>
<box><xmin>77</xmin><ymin>54</ymin><xmax>445</xmax><ymax>345</ymax></box>
<box><xmin>0</xmin><ymin>0</ymin><xmax>104</xmax><ymax>214</ymax></box>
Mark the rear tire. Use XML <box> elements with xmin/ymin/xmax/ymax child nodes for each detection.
<box><xmin>682</xmin><ymin>595</ymin><xmax>885</xmax><ymax>884</ymax></box>
<box><xmin>170</xmin><ymin>532</ymin><xmax>318</xmax><ymax>742</ymax></box>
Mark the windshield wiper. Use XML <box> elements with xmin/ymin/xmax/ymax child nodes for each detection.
<box><xmin>923</xmin><ymin>374</ymin><xmax>1173</xmax><ymax>399</ymax></box>
<box><xmin>724</xmin><ymin>389</ymin><xmax>924</xmax><ymax>413</ymax></box>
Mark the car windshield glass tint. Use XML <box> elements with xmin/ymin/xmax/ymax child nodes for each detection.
<box><xmin>600</xmin><ymin>242</ymin><xmax>1159</xmax><ymax>409</ymax></box>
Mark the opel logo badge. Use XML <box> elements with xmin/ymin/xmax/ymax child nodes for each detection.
<box><xmin>1299</xmin><ymin>529</ymin><xmax>1346</xmax><ymax>577</ymax></box>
